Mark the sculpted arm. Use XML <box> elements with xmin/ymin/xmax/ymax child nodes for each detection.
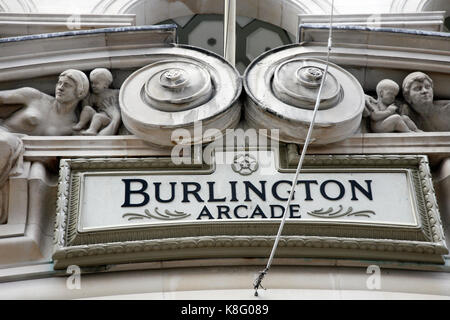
<box><xmin>0</xmin><ymin>87</ymin><xmax>41</xmax><ymax>105</ymax></box>
<box><xmin>370</xmin><ymin>105</ymin><xmax>397</xmax><ymax>122</ymax></box>
<box><xmin>364</xmin><ymin>95</ymin><xmax>376</xmax><ymax>117</ymax></box>
<box><xmin>98</xmin><ymin>95</ymin><xmax>121</xmax><ymax>136</ymax></box>
<box><xmin>364</xmin><ymin>95</ymin><xmax>395</xmax><ymax>121</ymax></box>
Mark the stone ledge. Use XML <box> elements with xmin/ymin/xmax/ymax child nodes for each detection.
<box><xmin>0</xmin><ymin>13</ymin><xmax>136</xmax><ymax>38</ymax></box>
<box><xmin>297</xmin><ymin>11</ymin><xmax>447</xmax><ymax>35</ymax></box>
<box><xmin>2</xmin><ymin>256</ymin><xmax>450</xmax><ymax>285</ymax></box>
<box><xmin>21</xmin><ymin>132</ymin><xmax>450</xmax><ymax>165</ymax></box>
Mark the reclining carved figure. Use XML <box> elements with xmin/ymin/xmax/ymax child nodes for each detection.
<box><xmin>400</xmin><ymin>72</ymin><xmax>450</xmax><ymax>132</ymax></box>
<box><xmin>0</xmin><ymin>69</ymin><xmax>90</xmax><ymax>205</ymax></box>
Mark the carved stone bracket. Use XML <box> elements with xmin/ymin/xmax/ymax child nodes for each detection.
<box><xmin>0</xmin><ymin>161</ymin><xmax>57</xmax><ymax>265</ymax></box>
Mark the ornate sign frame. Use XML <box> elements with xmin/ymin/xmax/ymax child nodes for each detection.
<box><xmin>52</xmin><ymin>147</ymin><xmax>448</xmax><ymax>269</ymax></box>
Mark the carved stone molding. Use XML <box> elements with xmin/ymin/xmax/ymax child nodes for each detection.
<box><xmin>0</xmin><ymin>13</ymin><xmax>136</xmax><ymax>37</ymax></box>
<box><xmin>0</xmin><ymin>25</ymin><xmax>177</xmax><ymax>84</ymax></box>
<box><xmin>17</xmin><ymin>132</ymin><xmax>450</xmax><ymax>166</ymax></box>
<box><xmin>298</xmin><ymin>12</ymin><xmax>446</xmax><ymax>33</ymax></box>
<box><xmin>52</xmin><ymin>234</ymin><xmax>449</xmax><ymax>270</ymax></box>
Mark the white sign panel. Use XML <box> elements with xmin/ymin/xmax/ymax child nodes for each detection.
<box><xmin>53</xmin><ymin>152</ymin><xmax>449</xmax><ymax>268</ymax></box>
<box><xmin>78</xmin><ymin>150</ymin><xmax>418</xmax><ymax>232</ymax></box>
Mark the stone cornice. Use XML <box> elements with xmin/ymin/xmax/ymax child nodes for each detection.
<box><xmin>298</xmin><ymin>25</ymin><xmax>450</xmax><ymax>61</ymax></box>
<box><xmin>21</xmin><ymin>132</ymin><xmax>450</xmax><ymax>166</ymax></box>
<box><xmin>53</xmin><ymin>235</ymin><xmax>449</xmax><ymax>270</ymax></box>
<box><xmin>0</xmin><ymin>13</ymin><xmax>136</xmax><ymax>38</ymax></box>
<box><xmin>0</xmin><ymin>25</ymin><xmax>177</xmax><ymax>82</ymax></box>
<box><xmin>298</xmin><ymin>11</ymin><xmax>446</xmax><ymax>33</ymax></box>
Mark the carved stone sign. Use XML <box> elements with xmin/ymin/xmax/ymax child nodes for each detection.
<box><xmin>52</xmin><ymin>149</ymin><xmax>448</xmax><ymax>269</ymax></box>
<box><xmin>79</xmin><ymin>151</ymin><xmax>416</xmax><ymax>230</ymax></box>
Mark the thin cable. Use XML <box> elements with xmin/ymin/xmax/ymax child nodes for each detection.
<box><xmin>253</xmin><ymin>0</ymin><xmax>335</xmax><ymax>297</ymax></box>
<box><xmin>223</xmin><ymin>0</ymin><xmax>236</xmax><ymax>65</ymax></box>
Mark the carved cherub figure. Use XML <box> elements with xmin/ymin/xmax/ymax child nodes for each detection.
<box><xmin>73</xmin><ymin>68</ymin><xmax>121</xmax><ymax>136</ymax></box>
<box><xmin>365</xmin><ymin>79</ymin><xmax>421</xmax><ymax>133</ymax></box>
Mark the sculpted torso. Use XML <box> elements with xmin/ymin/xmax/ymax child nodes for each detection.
<box><xmin>410</xmin><ymin>101</ymin><xmax>450</xmax><ymax>132</ymax></box>
<box><xmin>1</xmin><ymin>88</ymin><xmax>77</xmax><ymax>136</ymax></box>
<box><xmin>85</xmin><ymin>89</ymin><xmax>119</xmax><ymax>115</ymax></box>
<box><xmin>401</xmin><ymin>72</ymin><xmax>450</xmax><ymax>132</ymax></box>
<box><xmin>0</xmin><ymin>69</ymin><xmax>89</xmax><ymax>137</ymax></box>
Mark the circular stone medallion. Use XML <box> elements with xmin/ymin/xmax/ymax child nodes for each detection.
<box><xmin>244</xmin><ymin>44</ymin><xmax>365</xmax><ymax>145</ymax></box>
<box><xmin>143</xmin><ymin>61</ymin><xmax>213</xmax><ymax>112</ymax></box>
<box><xmin>272</xmin><ymin>59</ymin><xmax>342</xmax><ymax>110</ymax></box>
<box><xmin>119</xmin><ymin>46</ymin><xmax>242</xmax><ymax>147</ymax></box>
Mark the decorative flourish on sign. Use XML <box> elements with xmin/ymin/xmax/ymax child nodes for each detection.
<box><xmin>122</xmin><ymin>208</ymin><xmax>191</xmax><ymax>221</ymax></box>
<box><xmin>231</xmin><ymin>153</ymin><xmax>259</xmax><ymax>176</ymax></box>
<box><xmin>307</xmin><ymin>205</ymin><xmax>376</xmax><ymax>219</ymax></box>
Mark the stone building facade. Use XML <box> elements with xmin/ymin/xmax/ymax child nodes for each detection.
<box><xmin>0</xmin><ymin>0</ymin><xmax>449</xmax><ymax>299</ymax></box>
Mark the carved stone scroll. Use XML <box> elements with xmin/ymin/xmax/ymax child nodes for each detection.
<box><xmin>244</xmin><ymin>47</ymin><xmax>365</xmax><ymax>145</ymax></box>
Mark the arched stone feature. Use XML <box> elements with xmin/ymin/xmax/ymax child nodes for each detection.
<box><xmin>119</xmin><ymin>45</ymin><xmax>242</xmax><ymax>147</ymax></box>
<box><xmin>391</xmin><ymin>0</ymin><xmax>450</xmax><ymax>13</ymax></box>
<box><xmin>0</xmin><ymin>26</ymin><xmax>177</xmax><ymax>87</ymax></box>
<box><xmin>420</xmin><ymin>0</ymin><xmax>450</xmax><ymax>31</ymax></box>
<box><xmin>421</xmin><ymin>0</ymin><xmax>450</xmax><ymax>13</ymax></box>
<box><xmin>0</xmin><ymin>0</ymin><xmax>36</xmax><ymax>13</ymax></box>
